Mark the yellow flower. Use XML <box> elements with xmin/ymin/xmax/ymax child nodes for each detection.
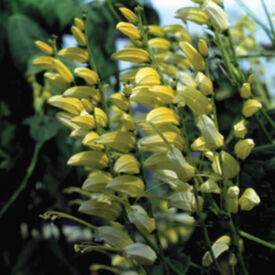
<box><xmin>127</xmin><ymin>205</ymin><xmax>156</xmax><ymax>234</ymax></box>
<box><xmin>82</xmin><ymin>171</ymin><xmax>112</xmax><ymax>193</ymax></box>
<box><xmin>177</xmin><ymin>87</ymin><xmax>212</xmax><ymax>115</ymax></box>
<box><xmin>146</xmin><ymin>107</ymin><xmax>179</xmax><ymax>125</ymax></box>
<box><xmin>63</xmin><ymin>86</ymin><xmax>98</xmax><ymax>99</ymax></box>
<box><xmin>242</xmin><ymin>99</ymin><xmax>262</xmax><ymax>117</ymax></box>
<box><xmin>82</xmin><ymin>131</ymin><xmax>104</xmax><ymax>150</ymax></box>
<box><xmin>33</xmin><ymin>56</ymin><xmax>55</xmax><ymax>70</ymax></box>
<box><xmin>54</xmin><ymin>59</ymin><xmax>74</xmax><ymax>83</ymax></box>
<box><xmin>74</xmin><ymin>67</ymin><xmax>98</xmax><ymax>85</ymax></box>
<box><xmin>96</xmin><ymin>226</ymin><xmax>133</xmax><ymax>249</ymax></box>
<box><xmin>233</xmin><ymin>119</ymin><xmax>247</xmax><ymax>138</ymax></box>
<box><xmin>202</xmin><ymin>236</ymin><xmax>231</xmax><ymax>267</ymax></box>
<box><xmin>148</xmin><ymin>25</ymin><xmax>165</xmax><ymax>37</ymax></box>
<box><xmin>57</xmin><ymin>47</ymin><xmax>88</xmax><ymax>63</ymax></box>
<box><xmin>168</xmin><ymin>191</ymin><xmax>203</xmax><ymax>212</ymax></box>
<box><xmin>67</xmin><ymin>151</ymin><xmax>109</xmax><ymax>169</ymax></box>
<box><xmin>113</xmin><ymin>154</ymin><xmax>140</xmax><ymax>174</ymax></box>
<box><xmin>195</xmin><ymin>72</ymin><xmax>213</xmax><ymax>95</ymax></box>
<box><xmin>44</xmin><ymin>72</ymin><xmax>69</xmax><ymax>90</ymax></box>
<box><xmin>96</xmin><ymin>131</ymin><xmax>136</xmax><ymax>153</ymax></box>
<box><xmin>78</xmin><ymin>194</ymin><xmax>121</xmax><ymax>220</ymax></box>
<box><xmin>124</xmin><ymin>243</ymin><xmax>157</xmax><ymax>265</ymax></box>
<box><xmin>148</xmin><ymin>38</ymin><xmax>171</xmax><ymax>50</ymax></box>
<box><xmin>138</xmin><ymin>132</ymin><xmax>184</xmax><ymax>152</ymax></box>
<box><xmin>74</xmin><ymin>18</ymin><xmax>85</xmax><ymax>31</ymax></box>
<box><xmin>240</xmin><ymin>82</ymin><xmax>251</xmax><ymax>99</ymax></box>
<box><xmin>70</xmin><ymin>128</ymin><xmax>89</xmax><ymax>140</ymax></box>
<box><xmin>107</xmin><ymin>175</ymin><xmax>144</xmax><ymax>197</ymax></box>
<box><xmin>200</xmin><ymin>178</ymin><xmax>221</xmax><ymax>194</ymax></box>
<box><xmin>119</xmin><ymin>7</ymin><xmax>138</xmax><ymax>24</ymax></box>
<box><xmin>197</xmin><ymin>115</ymin><xmax>224</xmax><ymax>151</ymax></box>
<box><xmin>48</xmin><ymin>95</ymin><xmax>83</xmax><ymax>115</ymax></box>
<box><xmin>191</xmin><ymin>136</ymin><xmax>209</xmax><ymax>152</ymax></box>
<box><xmin>35</xmin><ymin>40</ymin><xmax>53</xmax><ymax>55</ymax></box>
<box><xmin>234</xmin><ymin>139</ymin><xmax>255</xmax><ymax>160</ymax></box>
<box><xmin>135</xmin><ymin>67</ymin><xmax>161</xmax><ymax>86</ymax></box>
<box><xmin>239</xmin><ymin>188</ymin><xmax>260</xmax><ymax>211</ymax></box>
<box><xmin>180</xmin><ymin>41</ymin><xmax>205</xmax><ymax>71</ymax></box>
<box><xmin>175</xmin><ymin>72</ymin><xmax>197</xmax><ymax>88</ymax></box>
<box><xmin>198</xmin><ymin>39</ymin><xmax>208</xmax><ymax>57</ymax></box>
<box><xmin>116</xmin><ymin>22</ymin><xmax>140</xmax><ymax>40</ymax></box>
<box><xmin>175</xmin><ymin>7</ymin><xmax>209</xmax><ymax>25</ymax></box>
<box><xmin>227</xmin><ymin>186</ymin><xmax>240</xmax><ymax>214</ymax></box>
<box><xmin>71</xmin><ymin>112</ymin><xmax>95</xmax><ymax>130</ymax></box>
<box><xmin>56</xmin><ymin>112</ymin><xmax>79</xmax><ymax>130</ymax></box>
<box><xmin>71</xmin><ymin>26</ymin><xmax>86</xmax><ymax>46</ymax></box>
<box><xmin>202</xmin><ymin>0</ymin><xmax>230</xmax><ymax>32</ymax></box>
<box><xmin>212</xmin><ymin>151</ymin><xmax>240</xmax><ymax>179</ymax></box>
<box><xmin>112</xmin><ymin>48</ymin><xmax>149</xmax><ymax>63</ymax></box>
<box><xmin>94</xmin><ymin>107</ymin><xmax>108</xmax><ymax>128</ymax></box>
<box><xmin>110</xmin><ymin>93</ymin><xmax>129</xmax><ymax>111</ymax></box>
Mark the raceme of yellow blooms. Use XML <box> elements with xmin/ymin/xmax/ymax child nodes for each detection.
<box><xmin>36</xmin><ymin>2</ymin><xmax>264</xmax><ymax>274</ymax></box>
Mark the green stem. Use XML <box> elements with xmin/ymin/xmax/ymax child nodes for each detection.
<box><xmin>260</xmin><ymin>108</ymin><xmax>275</xmax><ymax>130</ymax></box>
<box><xmin>41</xmin><ymin>210</ymin><xmax>98</xmax><ymax>230</ymax></box>
<box><xmin>193</xmin><ymin>179</ymin><xmax>223</xmax><ymax>274</ymax></box>
<box><xmin>239</xmin><ymin>230</ymin><xmax>275</xmax><ymax>250</ymax></box>
<box><xmin>106</xmin><ymin>0</ymin><xmax>122</xmax><ymax>22</ymax></box>
<box><xmin>255</xmin><ymin>113</ymin><xmax>273</xmax><ymax>143</ymax></box>
<box><xmin>0</xmin><ymin>142</ymin><xmax>42</xmax><ymax>218</ymax></box>
<box><xmin>260</xmin><ymin>0</ymin><xmax>275</xmax><ymax>46</ymax></box>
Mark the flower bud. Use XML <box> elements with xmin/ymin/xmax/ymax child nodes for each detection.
<box><xmin>54</xmin><ymin>59</ymin><xmax>74</xmax><ymax>83</ymax></box>
<box><xmin>146</xmin><ymin>107</ymin><xmax>179</xmax><ymax>125</ymax></box>
<box><xmin>114</xmin><ymin>154</ymin><xmax>140</xmax><ymax>174</ymax></box>
<box><xmin>74</xmin><ymin>18</ymin><xmax>85</xmax><ymax>31</ymax></box>
<box><xmin>242</xmin><ymin>99</ymin><xmax>262</xmax><ymax>117</ymax></box>
<box><xmin>110</xmin><ymin>93</ymin><xmax>129</xmax><ymax>111</ymax></box>
<box><xmin>44</xmin><ymin>72</ymin><xmax>69</xmax><ymax>90</ymax></box>
<box><xmin>203</xmin><ymin>1</ymin><xmax>230</xmax><ymax>32</ymax></box>
<box><xmin>124</xmin><ymin>243</ymin><xmax>157</xmax><ymax>265</ymax></box>
<box><xmin>58</xmin><ymin>47</ymin><xmax>88</xmax><ymax>63</ymax></box>
<box><xmin>198</xmin><ymin>39</ymin><xmax>208</xmax><ymax>57</ymax></box>
<box><xmin>175</xmin><ymin>7</ymin><xmax>209</xmax><ymax>25</ymax></box>
<box><xmin>212</xmin><ymin>151</ymin><xmax>240</xmax><ymax>179</ymax></box>
<box><xmin>248</xmin><ymin>74</ymin><xmax>255</xmax><ymax>84</ymax></box>
<box><xmin>96</xmin><ymin>131</ymin><xmax>135</xmax><ymax>153</ymax></box>
<box><xmin>148</xmin><ymin>25</ymin><xmax>165</xmax><ymax>37</ymax></box>
<box><xmin>127</xmin><ymin>205</ymin><xmax>156</xmax><ymax>234</ymax></box>
<box><xmin>107</xmin><ymin>175</ymin><xmax>144</xmax><ymax>197</ymax></box>
<box><xmin>234</xmin><ymin>139</ymin><xmax>255</xmax><ymax>160</ymax></box>
<box><xmin>96</xmin><ymin>226</ymin><xmax>133</xmax><ymax>249</ymax></box>
<box><xmin>112</xmin><ymin>48</ymin><xmax>149</xmax><ymax>63</ymax></box>
<box><xmin>240</xmin><ymin>82</ymin><xmax>251</xmax><ymax>98</ymax></box>
<box><xmin>74</xmin><ymin>67</ymin><xmax>98</xmax><ymax>85</ymax></box>
<box><xmin>234</xmin><ymin>119</ymin><xmax>247</xmax><ymax>138</ymax></box>
<box><xmin>35</xmin><ymin>40</ymin><xmax>53</xmax><ymax>55</ymax></box>
<box><xmin>168</xmin><ymin>191</ymin><xmax>203</xmax><ymax>213</ymax></box>
<box><xmin>71</xmin><ymin>26</ymin><xmax>86</xmax><ymax>46</ymax></box>
<box><xmin>148</xmin><ymin>38</ymin><xmax>171</xmax><ymax>50</ymax></box>
<box><xmin>82</xmin><ymin>171</ymin><xmax>111</xmax><ymax>193</ymax></box>
<box><xmin>239</xmin><ymin>188</ymin><xmax>260</xmax><ymax>211</ymax></box>
<box><xmin>119</xmin><ymin>7</ymin><xmax>138</xmax><ymax>24</ymax></box>
<box><xmin>197</xmin><ymin>115</ymin><xmax>224</xmax><ymax>151</ymax></box>
<box><xmin>135</xmin><ymin>67</ymin><xmax>160</xmax><ymax>85</ymax></box>
<box><xmin>33</xmin><ymin>56</ymin><xmax>55</xmax><ymax>70</ymax></box>
<box><xmin>227</xmin><ymin>186</ymin><xmax>240</xmax><ymax>214</ymax></box>
<box><xmin>202</xmin><ymin>235</ymin><xmax>231</xmax><ymax>267</ymax></box>
<box><xmin>195</xmin><ymin>72</ymin><xmax>213</xmax><ymax>95</ymax></box>
<box><xmin>116</xmin><ymin>22</ymin><xmax>140</xmax><ymax>40</ymax></box>
<box><xmin>179</xmin><ymin>41</ymin><xmax>205</xmax><ymax>71</ymax></box>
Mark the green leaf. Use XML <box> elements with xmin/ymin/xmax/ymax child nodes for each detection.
<box><xmin>23</xmin><ymin>115</ymin><xmax>62</xmax><ymax>144</ymax></box>
<box><xmin>6</xmin><ymin>14</ymin><xmax>49</xmax><ymax>72</ymax></box>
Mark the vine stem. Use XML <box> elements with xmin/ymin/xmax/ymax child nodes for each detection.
<box><xmin>0</xmin><ymin>142</ymin><xmax>42</xmax><ymax>218</ymax></box>
<box><xmin>239</xmin><ymin>230</ymin><xmax>275</xmax><ymax>250</ymax></box>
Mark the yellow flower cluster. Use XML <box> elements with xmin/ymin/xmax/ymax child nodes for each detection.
<box><xmin>36</xmin><ymin>2</ymin><xmax>265</xmax><ymax>273</ymax></box>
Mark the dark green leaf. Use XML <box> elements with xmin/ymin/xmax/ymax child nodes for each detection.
<box><xmin>6</xmin><ymin>14</ymin><xmax>49</xmax><ymax>72</ymax></box>
<box><xmin>23</xmin><ymin>115</ymin><xmax>62</xmax><ymax>143</ymax></box>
